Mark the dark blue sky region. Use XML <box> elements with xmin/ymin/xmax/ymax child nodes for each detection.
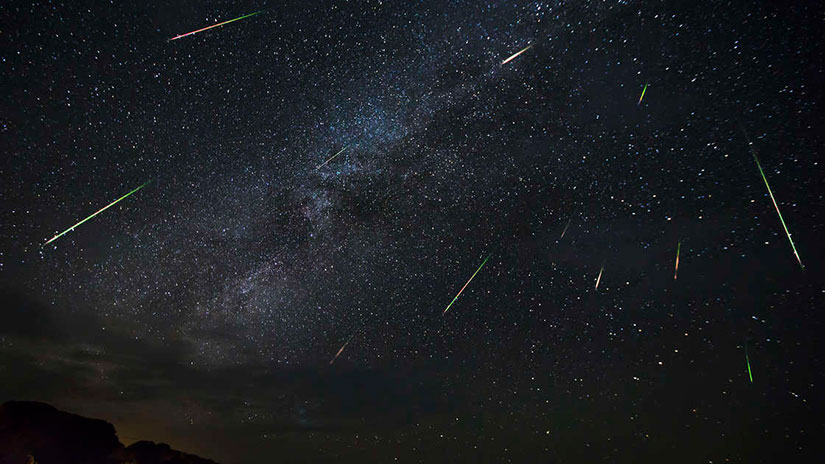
<box><xmin>1</xmin><ymin>1</ymin><xmax>823</xmax><ymax>463</ymax></box>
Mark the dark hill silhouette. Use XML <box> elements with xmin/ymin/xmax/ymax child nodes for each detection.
<box><xmin>126</xmin><ymin>441</ymin><xmax>220</xmax><ymax>464</ymax></box>
<box><xmin>0</xmin><ymin>401</ymin><xmax>219</xmax><ymax>464</ymax></box>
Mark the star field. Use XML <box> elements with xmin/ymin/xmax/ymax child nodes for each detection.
<box><xmin>1</xmin><ymin>1</ymin><xmax>823</xmax><ymax>463</ymax></box>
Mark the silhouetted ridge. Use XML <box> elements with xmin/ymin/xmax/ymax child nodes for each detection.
<box><xmin>0</xmin><ymin>401</ymin><xmax>220</xmax><ymax>464</ymax></box>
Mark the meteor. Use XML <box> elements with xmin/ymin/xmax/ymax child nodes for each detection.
<box><xmin>443</xmin><ymin>255</ymin><xmax>490</xmax><ymax>315</ymax></box>
<box><xmin>638</xmin><ymin>83</ymin><xmax>648</xmax><ymax>105</ymax></box>
<box><xmin>594</xmin><ymin>263</ymin><xmax>604</xmax><ymax>290</ymax></box>
<box><xmin>316</xmin><ymin>147</ymin><xmax>347</xmax><ymax>170</ymax></box>
<box><xmin>560</xmin><ymin>218</ymin><xmax>572</xmax><ymax>239</ymax></box>
<box><xmin>169</xmin><ymin>11</ymin><xmax>263</xmax><ymax>41</ymax></box>
<box><xmin>674</xmin><ymin>241</ymin><xmax>681</xmax><ymax>280</ymax></box>
<box><xmin>330</xmin><ymin>335</ymin><xmax>355</xmax><ymax>365</ymax></box>
<box><xmin>501</xmin><ymin>44</ymin><xmax>532</xmax><ymax>65</ymax></box>
<box><xmin>745</xmin><ymin>344</ymin><xmax>753</xmax><ymax>384</ymax></box>
<box><xmin>43</xmin><ymin>181</ymin><xmax>151</xmax><ymax>246</ymax></box>
<box><xmin>741</xmin><ymin>125</ymin><xmax>804</xmax><ymax>269</ymax></box>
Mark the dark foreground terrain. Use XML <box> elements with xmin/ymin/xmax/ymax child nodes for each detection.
<box><xmin>0</xmin><ymin>401</ymin><xmax>218</xmax><ymax>464</ymax></box>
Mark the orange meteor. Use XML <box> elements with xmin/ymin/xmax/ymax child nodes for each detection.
<box><xmin>330</xmin><ymin>335</ymin><xmax>354</xmax><ymax>365</ymax></box>
<box><xmin>674</xmin><ymin>241</ymin><xmax>681</xmax><ymax>280</ymax></box>
<box><xmin>560</xmin><ymin>218</ymin><xmax>572</xmax><ymax>239</ymax></box>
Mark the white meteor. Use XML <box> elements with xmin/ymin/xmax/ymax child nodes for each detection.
<box><xmin>316</xmin><ymin>147</ymin><xmax>347</xmax><ymax>170</ymax></box>
<box><xmin>501</xmin><ymin>44</ymin><xmax>533</xmax><ymax>65</ymax></box>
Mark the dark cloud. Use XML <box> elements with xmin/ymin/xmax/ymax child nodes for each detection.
<box><xmin>0</xmin><ymin>288</ymin><xmax>458</xmax><ymax>443</ymax></box>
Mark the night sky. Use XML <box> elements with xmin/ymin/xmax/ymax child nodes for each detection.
<box><xmin>1</xmin><ymin>1</ymin><xmax>824</xmax><ymax>463</ymax></box>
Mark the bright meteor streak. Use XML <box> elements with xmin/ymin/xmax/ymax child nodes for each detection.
<box><xmin>560</xmin><ymin>218</ymin><xmax>572</xmax><ymax>239</ymax></box>
<box><xmin>169</xmin><ymin>11</ymin><xmax>263</xmax><ymax>41</ymax></box>
<box><xmin>316</xmin><ymin>147</ymin><xmax>347</xmax><ymax>170</ymax></box>
<box><xmin>330</xmin><ymin>335</ymin><xmax>355</xmax><ymax>365</ymax></box>
<box><xmin>501</xmin><ymin>44</ymin><xmax>532</xmax><ymax>65</ymax></box>
<box><xmin>443</xmin><ymin>255</ymin><xmax>490</xmax><ymax>315</ymax></box>
<box><xmin>745</xmin><ymin>344</ymin><xmax>753</xmax><ymax>384</ymax></box>
<box><xmin>674</xmin><ymin>241</ymin><xmax>681</xmax><ymax>280</ymax></box>
<box><xmin>741</xmin><ymin>125</ymin><xmax>804</xmax><ymax>269</ymax></box>
<box><xmin>638</xmin><ymin>83</ymin><xmax>648</xmax><ymax>105</ymax></box>
<box><xmin>594</xmin><ymin>264</ymin><xmax>604</xmax><ymax>290</ymax></box>
<box><xmin>43</xmin><ymin>181</ymin><xmax>151</xmax><ymax>246</ymax></box>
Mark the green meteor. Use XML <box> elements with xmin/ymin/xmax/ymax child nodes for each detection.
<box><xmin>752</xmin><ymin>153</ymin><xmax>804</xmax><ymax>269</ymax></box>
<box><xmin>637</xmin><ymin>83</ymin><xmax>648</xmax><ymax>105</ymax></box>
<box><xmin>43</xmin><ymin>181</ymin><xmax>151</xmax><ymax>246</ymax></box>
<box><xmin>443</xmin><ymin>255</ymin><xmax>490</xmax><ymax>315</ymax></box>
<box><xmin>745</xmin><ymin>344</ymin><xmax>753</xmax><ymax>384</ymax></box>
<box><xmin>741</xmin><ymin>125</ymin><xmax>804</xmax><ymax>269</ymax></box>
<box><xmin>169</xmin><ymin>11</ymin><xmax>264</xmax><ymax>41</ymax></box>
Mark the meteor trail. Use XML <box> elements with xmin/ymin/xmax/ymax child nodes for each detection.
<box><xmin>501</xmin><ymin>44</ymin><xmax>532</xmax><ymax>65</ymax></box>
<box><xmin>745</xmin><ymin>344</ymin><xmax>753</xmax><ymax>384</ymax></box>
<box><xmin>638</xmin><ymin>83</ymin><xmax>648</xmax><ymax>105</ymax></box>
<box><xmin>330</xmin><ymin>334</ymin><xmax>355</xmax><ymax>365</ymax></box>
<box><xmin>674</xmin><ymin>241</ymin><xmax>681</xmax><ymax>280</ymax></box>
<box><xmin>443</xmin><ymin>255</ymin><xmax>490</xmax><ymax>315</ymax></box>
<box><xmin>316</xmin><ymin>147</ymin><xmax>347</xmax><ymax>170</ymax></box>
<box><xmin>43</xmin><ymin>181</ymin><xmax>151</xmax><ymax>246</ymax></box>
<box><xmin>560</xmin><ymin>218</ymin><xmax>572</xmax><ymax>239</ymax></box>
<box><xmin>741</xmin><ymin>125</ymin><xmax>804</xmax><ymax>269</ymax></box>
<box><xmin>169</xmin><ymin>11</ymin><xmax>263</xmax><ymax>41</ymax></box>
<box><xmin>594</xmin><ymin>264</ymin><xmax>604</xmax><ymax>290</ymax></box>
